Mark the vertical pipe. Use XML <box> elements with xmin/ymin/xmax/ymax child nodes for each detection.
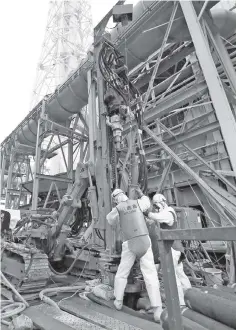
<box><xmin>87</xmin><ymin>66</ymin><xmax>95</xmax><ymax>165</ymax></box>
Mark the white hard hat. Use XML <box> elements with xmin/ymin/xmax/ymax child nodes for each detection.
<box><xmin>153</xmin><ymin>193</ymin><xmax>166</xmax><ymax>204</ymax></box>
<box><xmin>111</xmin><ymin>189</ymin><xmax>124</xmax><ymax>199</ymax></box>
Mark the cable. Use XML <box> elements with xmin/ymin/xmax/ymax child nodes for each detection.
<box><xmin>57</xmin><ymin>245</ymin><xmax>92</xmax><ymax>306</ymax></box>
<box><xmin>48</xmin><ymin>243</ymin><xmax>92</xmax><ymax>275</ymax></box>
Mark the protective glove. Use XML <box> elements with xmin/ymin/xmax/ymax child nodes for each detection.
<box><xmin>135</xmin><ymin>187</ymin><xmax>144</xmax><ymax>198</ymax></box>
<box><xmin>143</xmin><ymin>206</ymin><xmax>152</xmax><ymax>217</ymax></box>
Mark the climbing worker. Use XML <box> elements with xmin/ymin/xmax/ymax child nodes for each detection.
<box><xmin>148</xmin><ymin>193</ymin><xmax>191</xmax><ymax>306</ymax></box>
<box><xmin>106</xmin><ymin>188</ymin><xmax>163</xmax><ymax>322</ymax></box>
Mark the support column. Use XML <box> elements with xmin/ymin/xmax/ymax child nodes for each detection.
<box><xmin>0</xmin><ymin>150</ymin><xmax>6</xmax><ymax>202</ymax></box>
<box><xmin>5</xmin><ymin>150</ymin><xmax>15</xmax><ymax>208</ymax></box>
<box><xmin>87</xmin><ymin>65</ymin><xmax>96</xmax><ymax>165</ymax></box>
<box><xmin>67</xmin><ymin>138</ymin><xmax>73</xmax><ymax>190</ymax></box>
<box><xmin>180</xmin><ymin>1</ymin><xmax>236</xmax><ymax>175</ymax></box>
<box><xmin>24</xmin><ymin>158</ymin><xmax>30</xmax><ymax>205</ymax></box>
<box><xmin>158</xmin><ymin>239</ymin><xmax>183</xmax><ymax>330</ymax></box>
<box><xmin>32</xmin><ymin>100</ymin><xmax>46</xmax><ymax>211</ymax></box>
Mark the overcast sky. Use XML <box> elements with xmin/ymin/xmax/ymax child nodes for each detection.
<box><xmin>0</xmin><ymin>0</ymin><xmax>137</xmax><ymax>144</ymax></box>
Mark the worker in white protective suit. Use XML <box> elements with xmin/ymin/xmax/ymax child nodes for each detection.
<box><xmin>106</xmin><ymin>188</ymin><xmax>163</xmax><ymax>322</ymax></box>
<box><xmin>148</xmin><ymin>193</ymin><xmax>191</xmax><ymax>306</ymax></box>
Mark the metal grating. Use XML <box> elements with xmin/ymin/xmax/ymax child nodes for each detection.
<box><xmin>60</xmin><ymin>301</ymin><xmax>143</xmax><ymax>330</ymax></box>
<box><xmin>35</xmin><ymin>304</ymin><xmax>104</xmax><ymax>330</ymax></box>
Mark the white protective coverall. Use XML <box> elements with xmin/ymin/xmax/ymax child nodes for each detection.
<box><xmin>148</xmin><ymin>197</ymin><xmax>191</xmax><ymax>306</ymax></box>
<box><xmin>107</xmin><ymin>190</ymin><xmax>162</xmax><ymax>321</ymax></box>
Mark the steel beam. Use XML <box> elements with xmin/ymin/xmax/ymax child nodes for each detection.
<box><xmin>180</xmin><ymin>1</ymin><xmax>236</xmax><ymax>175</ymax></box>
<box><xmin>160</xmin><ymin>227</ymin><xmax>236</xmax><ymax>241</ymax></box>
<box><xmin>145</xmin><ymin>121</ymin><xmax>220</xmax><ymax>156</ymax></box>
<box><xmin>143</xmin><ymin>125</ymin><xmax>235</xmax><ymax>225</ymax></box>
<box><xmin>202</xmin><ymin>13</ymin><xmax>236</xmax><ymax>94</ymax></box>
<box><xmin>133</xmin><ymin>43</ymin><xmax>194</xmax><ymax>89</ymax></box>
<box><xmin>35</xmin><ymin>173</ymin><xmax>73</xmax><ymax>183</ymax></box>
<box><xmin>123</xmin><ymin>81</ymin><xmax>208</xmax><ymax>134</ymax></box>
<box><xmin>142</xmin><ymin>2</ymin><xmax>178</xmax><ymax>112</ymax></box>
<box><xmin>156</xmin><ymin>119</ymin><xmax>236</xmax><ymax>194</ymax></box>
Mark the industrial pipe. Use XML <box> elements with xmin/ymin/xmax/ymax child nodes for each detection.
<box><xmin>161</xmin><ymin>308</ymin><xmax>208</xmax><ymax>330</ymax></box>
<box><xmin>184</xmin><ymin>288</ymin><xmax>236</xmax><ymax>329</ymax></box>
<box><xmin>199</xmin><ymin>286</ymin><xmax>236</xmax><ymax>303</ymax></box>
<box><xmin>181</xmin><ymin>307</ymin><xmax>234</xmax><ymax>330</ymax></box>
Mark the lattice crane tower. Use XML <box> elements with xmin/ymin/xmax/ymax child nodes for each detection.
<box><xmin>31</xmin><ymin>0</ymin><xmax>92</xmax><ymax>108</ymax></box>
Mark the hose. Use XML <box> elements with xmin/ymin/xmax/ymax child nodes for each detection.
<box><xmin>1</xmin><ymin>272</ymin><xmax>29</xmax><ymax>325</ymax></box>
<box><xmin>1</xmin><ymin>272</ymin><xmax>29</xmax><ymax>307</ymax></box>
<box><xmin>39</xmin><ymin>285</ymin><xmax>86</xmax><ymax>309</ymax></box>
<box><xmin>48</xmin><ymin>243</ymin><xmax>92</xmax><ymax>276</ymax></box>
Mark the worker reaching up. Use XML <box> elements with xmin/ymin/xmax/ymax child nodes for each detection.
<box><xmin>148</xmin><ymin>193</ymin><xmax>191</xmax><ymax>306</ymax></box>
<box><xmin>106</xmin><ymin>188</ymin><xmax>163</xmax><ymax>322</ymax></box>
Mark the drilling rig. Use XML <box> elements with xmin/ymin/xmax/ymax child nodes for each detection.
<box><xmin>1</xmin><ymin>2</ymin><xmax>236</xmax><ymax>322</ymax></box>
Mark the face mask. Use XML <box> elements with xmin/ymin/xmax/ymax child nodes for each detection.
<box><xmin>153</xmin><ymin>204</ymin><xmax>160</xmax><ymax>212</ymax></box>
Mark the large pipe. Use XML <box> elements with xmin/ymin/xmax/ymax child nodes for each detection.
<box><xmin>3</xmin><ymin>2</ymin><xmax>235</xmax><ymax>151</ymax></box>
<box><xmin>180</xmin><ymin>307</ymin><xmax>234</xmax><ymax>330</ymax></box>
<box><xmin>161</xmin><ymin>308</ymin><xmax>208</xmax><ymax>330</ymax></box>
<box><xmin>199</xmin><ymin>286</ymin><xmax>236</xmax><ymax>303</ymax></box>
<box><xmin>184</xmin><ymin>288</ymin><xmax>236</xmax><ymax>329</ymax></box>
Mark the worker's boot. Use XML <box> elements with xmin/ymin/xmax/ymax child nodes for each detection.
<box><xmin>153</xmin><ymin>306</ymin><xmax>163</xmax><ymax>323</ymax></box>
<box><xmin>114</xmin><ymin>299</ymin><xmax>123</xmax><ymax>310</ymax></box>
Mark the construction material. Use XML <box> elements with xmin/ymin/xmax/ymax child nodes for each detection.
<box><xmin>87</xmin><ymin>292</ymin><xmax>155</xmax><ymax>323</ymax></box>
<box><xmin>184</xmin><ymin>288</ymin><xmax>236</xmax><ymax>328</ymax></box>
<box><xmin>23</xmin><ymin>304</ymin><xmax>86</xmax><ymax>330</ymax></box>
<box><xmin>59</xmin><ymin>295</ymin><xmax>161</xmax><ymax>330</ymax></box>
<box><xmin>181</xmin><ymin>307</ymin><xmax>234</xmax><ymax>330</ymax></box>
<box><xmin>161</xmin><ymin>308</ymin><xmax>208</xmax><ymax>330</ymax></box>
